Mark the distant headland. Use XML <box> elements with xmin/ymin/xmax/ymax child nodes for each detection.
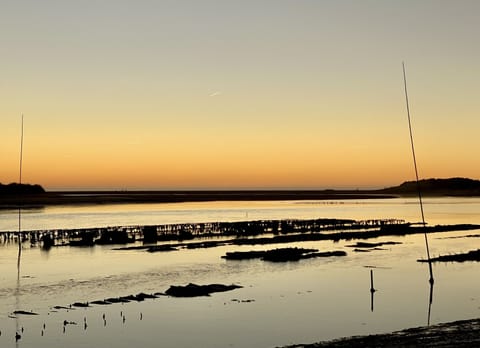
<box><xmin>0</xmin><ymin>183</ymin><xmax>45</xmax><ymax>195</ymax></box>
<box><xmin>379</xmin><ymin>177</ymin><xmax>480</xmax><ymax>196</ymax></box>
<box><xmin>1</xmin><ymin>177</ymin><xmax>479</xmax><ymax>208</ymax></box>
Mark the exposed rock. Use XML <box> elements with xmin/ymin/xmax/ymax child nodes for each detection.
<box><xmin>147</xmin><ymin>245</ymin><xmax>178</xmax><ymax>252</ymax></box>
<box><xmin>296</xmin><ymin>251</ymin><xmax>347</xmax><ymax>260</ymax></box>
<box><xmin>105</xmin><ymin>297</ymin><xmax>130</xmax><ymax>303</ymax></box>
<box><xmin>52</xmin><ymin>305</ymin><xmax>71</xmax><ymax>310</ymax></box>
<box><xmin>134</xmin><ymin>293</ymin><xmax>158</xmax><ymax>301</ymax></box>
<box><xmin>90</xmin><ymin>300</ymin><xmax>112</xmax><ymax>305</ymax></box>
<box><xmin>13</xmin><ymin>310</ymin><xmax>39</xmax><ymax>316</ymax></box>
<box><xmin>418</xmin><ymin>249</ymin><xmax>480</xmax><ymax>263</ymax></box>
<box><xmin>165</xmin><ymin>283</ymin><xmax>242</xmax><ymax>297</ymax></box>
<box><xmin>222</xmin><ymin>250</ymin><xmax>267</xmax><ymax>260</ymax></box>
<box><xmin>71</xmin><ymin>302</ymin><xmax>89</xmax><ymax>308</ymax></box>
<box><xmin>346</xmin><ymin>241</ymin><xmax>402</xmax><ymax>248</ymax></box>
<box><xmin>263</xmin><ymin>247</ymin><xmax>317</xmax><ymax>262</ymax></box>
<box><xmin>222</xmin><ymin>247</ymin><xmax>346</xmax><ymax>262</ymax></box>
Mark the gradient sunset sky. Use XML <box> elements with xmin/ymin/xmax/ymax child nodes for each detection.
<box><xmin>1</xmin><ymin>0</ymin><xmax>479</xmax><ymax>190</ymax></box>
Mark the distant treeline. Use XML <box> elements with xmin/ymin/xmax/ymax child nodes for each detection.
<box><xmin>0</xmin><ymin>183</ymin><xmax>45</xmax><ymax>195</ymax></box>
<box><xmin>381</xmin><ymin>177</ymin><xmax>480</xmax><ymax>196</ymax></box>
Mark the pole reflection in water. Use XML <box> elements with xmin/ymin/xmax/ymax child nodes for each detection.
<box><xmin>15</xmin><ymin>240</ymin><xmax>21</xmax><ymax>346</ymax></box>
<box><xmin>427</xmin><ymin>279</ymin><xmax>434</xmax><ymax>326</ymax></box>
<box><xmin>369</xmin><ymin>269</ymin><xmax>376</xmax><ymax>313</ymax></box>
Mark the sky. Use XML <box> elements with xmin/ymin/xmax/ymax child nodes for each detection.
<box><xmin>1</xmin><ymin>0</ymin><xmax>479</xmax><ymax>190</ymax></box>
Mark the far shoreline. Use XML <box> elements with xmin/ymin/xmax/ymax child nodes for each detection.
<box><xmin>3</xmin><ymin>178</ymin><xmax>480</xmax><ymax>209</ymax></box>
<box><xmin>0</xmin><ymin>190</ymin><xmax>398</xmax><ymax>209</ymax></box>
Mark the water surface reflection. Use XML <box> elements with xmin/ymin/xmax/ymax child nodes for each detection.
<box><xmin>1</xmin><ymin>198</ymin><xmax>480</xmax><ymax>347</ymax></box>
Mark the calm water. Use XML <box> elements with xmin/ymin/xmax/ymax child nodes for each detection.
<box><xmin>1</xmin><ymin>198</ymin><xmax>480</xmax><ymax>347</ymax></box>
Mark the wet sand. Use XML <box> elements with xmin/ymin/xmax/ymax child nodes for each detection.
<box><xmin>282</xmin><ymin>317</ymin><xmax>480</xmax><ymax>347</ymax></box>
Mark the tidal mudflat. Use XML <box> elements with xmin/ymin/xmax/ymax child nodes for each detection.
<box><xmin>1</xmin><ymin>198</ymin><xmax>480</xmax><ymax>347</ymax></box>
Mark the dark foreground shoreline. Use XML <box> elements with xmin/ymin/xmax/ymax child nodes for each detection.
<box><xmin>281</xmin><ymin>317</ymin><xmax>480</xmax><ymax>347</ymax></box>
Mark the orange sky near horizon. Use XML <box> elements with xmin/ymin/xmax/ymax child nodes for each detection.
<box><xmin>1</xmin><ymin>1</ymin><xmax>479</xmax><ymax>190</ymax></box>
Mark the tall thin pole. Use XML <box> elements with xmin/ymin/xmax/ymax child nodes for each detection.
<box><xmin>18</xmin><ymin>114</ymin><xmax>24</xmax><ymax>270</ymax></box>
<box><xmin>370</xmin><ymin>269</ymin><xmax>376</xmax><ymax>312</ymax></box>
<box><xmin>19</xmin><ymin>114</ymin><xmax>24</xmax><ymax>186</ymax></box>
<box><xmin>16</xmin><ymin>114</ymin><xmax>24</xmax><ymax>343</ymax></box>
<box><xmin>402</xmin><ymin>62</ymin><xmax>434</xmax><ymax>285</ymax></box>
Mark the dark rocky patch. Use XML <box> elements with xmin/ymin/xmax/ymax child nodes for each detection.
<box><xmin>134</xmin><ymin>292</ymin><xmax>159</xmax><ymax>301</ymax></box>
<box><xmin>95</xmin><ymin>292</ymin><xmax>159</xmax><ymax>304</ymax></box>
<box><xmin>71</xmin><ymin>302</ymin><xmax>89</xmax><ymax>308</ymax></box>
<box><xmin>120</xmin><ymin>294</ymin><xmax>140</xmax><ymax>302</ymax></box>
<box><xmin>353</xmin><ymin>247</ymin><xmax>386</xmax><ymax>252</ymax></box>
<box><xmin>346</xmin><ymin>241</ymin><xmax>402</xmax><ymax>248</ymax></box>
<box><xmin>104</xmin><ymin>297</ymin><xmax>131</xmax><ymax>303</ymax></box>
<box><xmin>90</xmin><ymin>300</ymin><xmax>112</xmax><ymax>305</ymax></box>
<box><xmin>13</xmin><ymin>310</ymin><xmax>39</xmax><ymax>316</ymax></box>
<box><xmin>299</xmin><ymin>251</ymin><xmax>347</xmax><ymax>259</ymax></box>
<box><xmin>52</xmin><ymin>305</ymin><xmax>71</xmax><ymax>310</ymax></box>
<box><xmin>222</xmin><ymin>250</ymin><xmax>268</xmax><ymax>260</ymax></box>
<box><xmin>222</xmin><ymin>247</ymin><xmax>346</xmax><ymax>262</ymax></box>
<box><xmin>418</xmin><ymin>249</ymin><xmax>480</xmax><ymax>263</ymax></box>
<box><xmin>146</xmin><ymin>245</ymin><xmax>178</xmax><ymax>252</ymax></box>
<box><xmin>185</xmin><ymin>241</ymin><xmax>225</xmax><ymax>249</ymax></box>
<box><xmin>262</xmin><ymin>247</ymin><xmax>319</xmax><ymax>262</ymax></box>
<box><xmin>438</xmin><ymin>234</ymin><xmax>480</xmax><ymax>240</ymax></box>
<box><xmin>53</xmin><ymin>292</ymin><xmax>160</xmax><ymax>313</ymax></box>
<box><xmin>165</xmin><ymin>283</ymin><xmax>242</xmax><ymax>297</ymax></box>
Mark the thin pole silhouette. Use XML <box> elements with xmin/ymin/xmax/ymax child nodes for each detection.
<box><xmin>16</xmin><ymin>114</ymin><xmax>24</xmax><ymax>344</ymax></box>
<box><xmin>370</xmin><ymin>270</ymin><xmax>376</xmax><ymax>312</ymax></box>
<box><xmin>402</xmin><ymin>63</ymin><xmax>434</xmax><ymax>285</ymax></box>
<box><xmin>17</xmin><ymin>114</ymin><xmax>24</xmax><ymax>271</ymax></box>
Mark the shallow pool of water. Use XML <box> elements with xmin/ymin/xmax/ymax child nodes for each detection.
<box><xmin>1</xmin><ymin>198</ymin><xmax>480</xmax><ymax>347</ymax></box>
